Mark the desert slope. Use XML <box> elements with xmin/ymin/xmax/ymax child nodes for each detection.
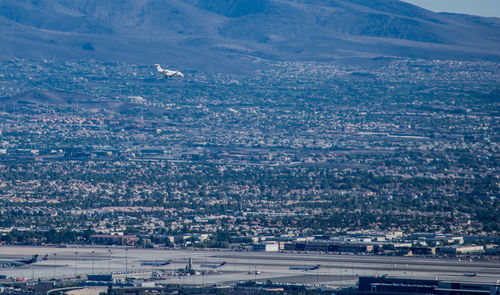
<box><xmin>0</xmin><ymin>0</ymin><xmax>499</xmax><ymax>70</ymax></box>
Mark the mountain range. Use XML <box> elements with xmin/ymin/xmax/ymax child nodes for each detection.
<box><xmin>1</xmin><ymin>0</ymin><xmax>499</xmax><ymax>71</ymax></box>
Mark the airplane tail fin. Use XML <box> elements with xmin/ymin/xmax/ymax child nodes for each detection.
<box><xmin>43</xmin><ymin>254</ymin><xmax>48</xmax><ymax>261</ymax></box>
<box><xmin>220</xmin><ymin>262</ymin><xmax>226</xmax><ymax>266</ymax></box>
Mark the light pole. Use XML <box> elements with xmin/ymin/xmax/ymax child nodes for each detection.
<box><xmin>74</xmin><ymin>252</ymin><xmax>78</xmax><ymax>277</ymax></box>
<box><xmin>92</xmin><ymin>251</ymin><xmax>95</xmax><ymax>274</ymax></box>
<box><xmin>108</xmin><ymin>249</ymin><xmax>112</xmax><ymax>273</ymax></box>
<box><xmin>53</xmin><ymin>253</ymin><xmax>57</xmax><ymax>279</ymax></box>
<box><xmin>125</xmin><ymin>248</ymin><xmax>128</xmax><ymax>272</ymax></box>
<box><xmin>340</xmin><ymin>263</ymin><xmax>343</xmax><ymax>282</ymax></box>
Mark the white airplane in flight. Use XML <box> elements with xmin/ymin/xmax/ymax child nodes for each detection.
<box><xmin>0</xmin><ymin>254</ymin><xmax>47</xmax><ymax>267</ymax></box>
<box><xmin>154</xmin><ymin>64</ymin><xmax>184</xmax><ymax>78</ymax></box>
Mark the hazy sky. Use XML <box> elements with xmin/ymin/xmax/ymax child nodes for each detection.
<box><xmin>402</xmin><ymin>0</ymin><xmax>500</xmax><ymax>18</ymax></box>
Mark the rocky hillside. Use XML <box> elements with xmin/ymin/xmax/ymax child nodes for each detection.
<box><xmin>0</xmin><ymin>0</ymin><xmax>499</xmax><ymax>70</ymax></box>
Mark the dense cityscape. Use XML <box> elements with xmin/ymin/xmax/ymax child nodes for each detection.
<box><xmin>0</xmin><ymin>58</ymin><xmax>498</xmax><ymax>243</ymax></box>
<box><xmin>0</xmin><ymin>55</ymin><xmax>499</xmax><ymax>295</ymax></box>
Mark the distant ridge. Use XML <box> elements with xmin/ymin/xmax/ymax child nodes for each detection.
<box><xmin>0</xmin><ymin>90</ymin><xmax>96</xmax><ymax>106</ymax></box>
<box><xmin>0</xmin><ymin>90</ymin><xmax>121</xmax><ymax>112</ymax></box>
<box><xmin>0</xmin><ymin>90</ymin><xmax>164</xmax><ymax>113</ymax></box>
<box><xmin>0</xmin><ymin>0</ymin><xmax>499</xmax><ymax>70</ymax></box>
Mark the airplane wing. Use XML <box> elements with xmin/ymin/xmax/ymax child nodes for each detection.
<box><xmin>0</xmin><ymin>254</ymin><xmax>44</xmax><ymax>267</ymax></box>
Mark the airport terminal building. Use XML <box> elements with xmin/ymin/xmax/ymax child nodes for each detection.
<box><xmin>356</xmin><ymin>276</ymin><xmax>500</xmax><ymax>295</ymax></box>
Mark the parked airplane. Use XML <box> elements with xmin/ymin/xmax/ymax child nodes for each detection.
<box><xmin>289</xmin><ymin>264</ymin><xmax>320</xmax><ymax>271</ymax></box>
<box><xmin>141</xmin><ymin>260</ymin><xmax>171</xmax><ymax>266</ymax></box>
<box><xmin>154</xmin><ymin>64</ymin><xmax>184</xmax><ymax>78</ymax></box>
<box><xmin>0</xmin><ymin>254</ymin><xmax>47</xmax><ymax>267</ymax></box>
<box><xmin>200</xmin><ymin>262</ymin><xmax>226</xmax><ymax>269</ymax></box>
<box><xmin>463</xmin><ymin>272</ymin><xmax>477</xmax><ymax>277</ymax></box>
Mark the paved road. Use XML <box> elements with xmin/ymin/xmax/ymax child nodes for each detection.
<box><xmin>0</xmin><ymin>246</ymin><xmax>498</xmax><ymax>286</ymax></box>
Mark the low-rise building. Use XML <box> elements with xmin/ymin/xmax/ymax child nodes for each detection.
<box><xmin>438</xmin><ymin>245</ymin><xmax>484</xmax><ymax>255</ymax></box>
<box><xmin>89</xmin><ymin>234</ymin><xmax>139</xmax><ymax>246</ymax></box>
<box><xmin>253</xmin><ymin>243</ymin><xmax>279</xmax><ymax>252</ymax></box>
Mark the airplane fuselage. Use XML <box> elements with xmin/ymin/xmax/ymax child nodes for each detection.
<box><xmin>289</xmin><ymin>264</ymin><xmax>320</xmax><ymax>271</ymax></box>
<box><xmin>154</xmin><ymin>64</ymin><xmax>184</xmax><ymax>78</ymax></box>
<box><xmin>141</xmin><ymin>261</ymin><xmax>170</xmax><ymax>266</ymax></box>
<box><xmin>0</xmin><ymin>255</ymin><xmax>42</xmax><ymax>267</ymax></box>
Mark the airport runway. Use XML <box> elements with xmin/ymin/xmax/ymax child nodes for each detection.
<box><xmin>0</xmin><ymin>246</ymin><xmax>499</xmax><ymax>286</ymax></box>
